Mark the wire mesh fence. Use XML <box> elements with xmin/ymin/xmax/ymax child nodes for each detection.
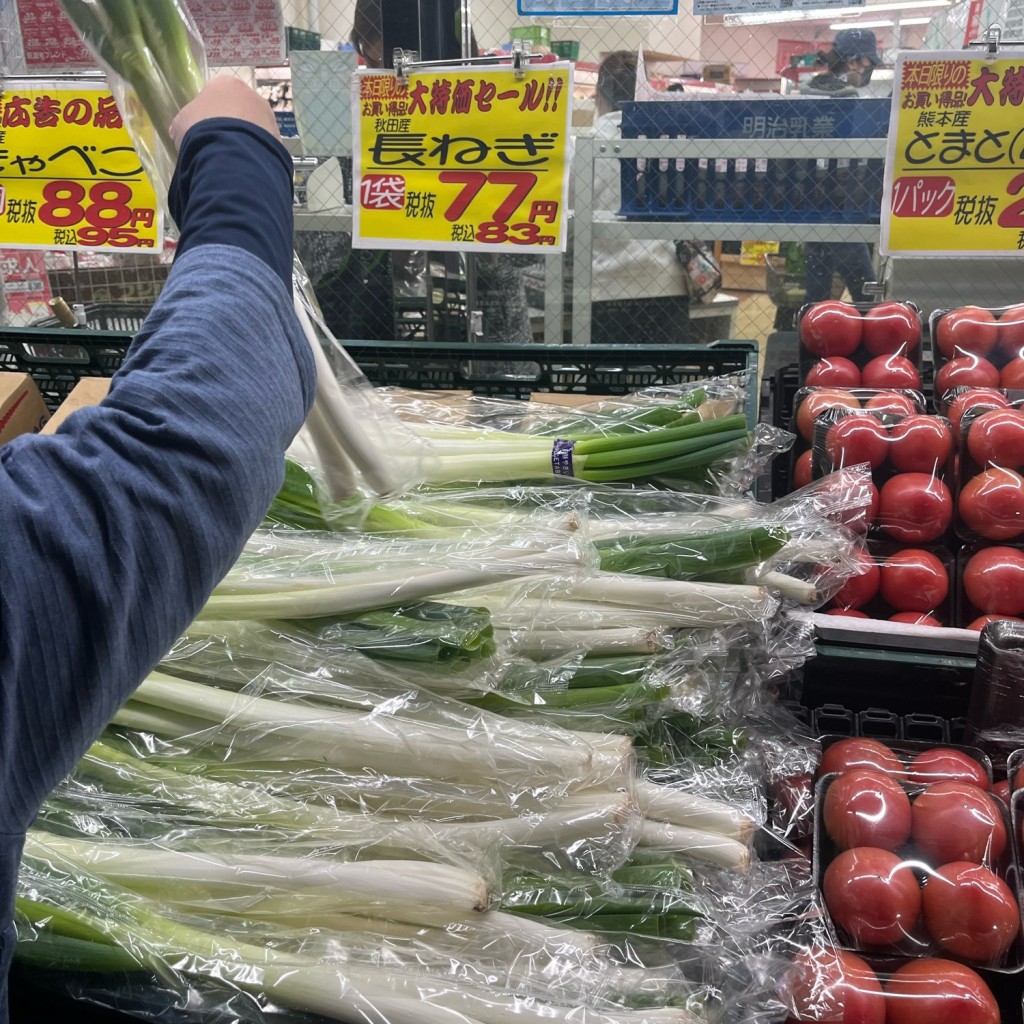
<box><xmin>2</xmin><ymin>0</ymin><xmax>1023</xmax><ymax>344</ymax></box>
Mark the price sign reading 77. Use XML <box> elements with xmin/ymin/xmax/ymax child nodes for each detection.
<box><xmin>438</xmin><ymin>170</ymin><xmax>557</xmax><ymax>246</ymax></box>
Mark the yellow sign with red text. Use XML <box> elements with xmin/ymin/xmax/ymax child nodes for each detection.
<box><xmin>353</xmin><ymin>64</ymin><xmax>572</xmax><ymax>253</ymax></box>
<box><xmin>882</xmin><ymin>51</ymin><xmax>1024</xmax><ymax>255</ymax></box>
<box><xmin>0</xmin><ymin>80</ymin><xmax>162</xmax><ymax>252</ymax></box>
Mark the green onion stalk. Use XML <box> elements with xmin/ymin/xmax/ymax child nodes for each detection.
<box><xmin>59</xmin><ymin>0</ymin><xmax>423</xmax><ymax>499</ymax></box>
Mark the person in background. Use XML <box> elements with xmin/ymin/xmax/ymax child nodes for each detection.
<box><xmin>0</xmin><ymin>77</ymin><xmax>315</xmax><ymax>1016</ymax></box>
<box><xmin>799</xmin><ymin>29</ymin><xmax>881</xmax><ymax>303</ymax></box>
<box><xmin>584</xmin><ymin>50</ymin><xmax>691</xmax><ymax>344</ymax></box>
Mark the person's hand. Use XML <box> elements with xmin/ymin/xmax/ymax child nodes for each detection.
<box><xmin>170</xmin><ymin>77</ymin><xmax>280</xmax><ymax>148</ymax></box>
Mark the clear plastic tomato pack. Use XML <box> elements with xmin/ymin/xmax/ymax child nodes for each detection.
<box><xmin>785</xmin><ymin>944</ymin><xmax>1005</xmax><ymax>1024</ymax></box>
<box><xmin>931</xmin><ymin>305</ymin><xmax>1024</xmax><ymax>405</ymax></box>
<box><xmin>964</xmin><ymin>620</ymin><xmax>1024</xmax><ymax>773</ymax></box>
<box><xmin>824</xmin><ymin>542</ymin><xmax>954</xmax><ymax>627</ymax></box>
<box><xmin>787</xmin><ymin>387</ymin><xmax>927</xmax><ymax>498</ymax></box>
<box><xmin>956</xmin><ymin>544</ymin><xmax>1024</xmax><ymax>631</ymax></box>
<box><xmin>956</xmin><ymin>405</ymin><xmax>1024</xmax><ymax>545</ymax></box>
<box><xmin>813</xmin><ymin>763</ymin><xmax>1023</xmax><ymax>972</ymax></box>
<box><xmin>810</xmin><ymin>408</ymin><xmax>954</xmax><ymax>545</ymax></box>
<box><xmin>798</xmin><ymin>300</ymin><xmax>924</xmax><ymax>390</ymax></box>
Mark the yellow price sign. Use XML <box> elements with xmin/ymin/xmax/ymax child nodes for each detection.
<box><xmin>739</xmin><ymin>240</ymin><xmax>779</xmax><ymax>266</ymax></box>
<box><xmin>882</xmin><ymin>51</ymin><xmax>1024</xmax><ymax>256</ymax></box>
<box><xmin>0</xmin><ymin>80</ymin><xmax>162</xmax><ymax>252</ymax></box>
<box><xmin>353</xmin><ymin>64</ymin><xmax>572</xmax><ymax>253</ymax></box>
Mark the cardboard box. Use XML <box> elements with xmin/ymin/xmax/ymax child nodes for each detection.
<box><xmin>0</xmin><ymin>373</ymin><xmax>50</xmax><ymax>444</ymax></box>
<box><xmin>702</xmin><ymin>63</ymin><xmax>733</xmax><ymax>84</ymax></box>
<box><xmin>40</xmin><ymin>378</ymin><xmax>111</xmax><ymax>435</ymax></box>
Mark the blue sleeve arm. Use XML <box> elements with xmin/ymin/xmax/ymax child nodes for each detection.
<box><xmin>0</xmin><ymin>121</ymin><xmax>315</xmax><ymax>833</ymax></box>
<box><xmin>169</xmin><ymin>117</ymin><xmax>296</xmax><ymax>288</ymax></box>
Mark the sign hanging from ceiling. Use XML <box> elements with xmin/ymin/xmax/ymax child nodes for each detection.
<box><xmin>881</xmin><ymin>49</ymin><xmax>1024</xmax><ymax>255</ymax></box>
<box><xmin>0</xmin><ymin>80</ymin><xmax>162</xmax><ymax>252</ymax></box>
<box><xmin>353</xmin><ymin>64</ymin><xmax>572</xmax><ymax>254</ymax></box>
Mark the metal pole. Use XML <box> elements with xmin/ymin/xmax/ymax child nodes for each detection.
<box><xmin>460</xmin><ymin>0</ymin><xmax>482</xmax><ymax>341</ymax></box>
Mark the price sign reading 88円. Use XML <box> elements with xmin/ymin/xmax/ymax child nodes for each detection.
<box><xmin>353</xmin><ymin>64</ymin><xmax>572</xmax><ymax>253</ymax></box>
<box><xmin>0</xmin><ymin>80</ymin><xmax>163</xmax><ymax>252</ymax></box>
<box><xmin>882</xmin><ymin>51</ymin><xmax>1024</xmax><ymax>256</ymax></box>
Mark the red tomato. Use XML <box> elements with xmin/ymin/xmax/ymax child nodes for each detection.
<box><xmin>866</xmin><ymin>393</ymin><xmax>918</xmax><ymax>418</ymax></box>
<box><xmin>959</xmin><ymin>467</ymin><xmax>1024</xmax><ymax>541</ymax></box>
<box><xmin>907</xmin><ymin>749</ymin><xmax>990</xmax><ymax>790</ymax></box>
<box><xmin>966</xmin><ymin>408</ymin><xmax>1024</xmax><ymax>469</ymax></box>
<box><xmin>830</xmin><ymin>550</ymin><xmax>881</xmax><ymax>610</ymax></box>
<box><xmin>861</xmin><ymin>355</ymin><xmax>921</xmax><ymax>391</ymax></box>
<box><xmin>963</xmin><ymin>546</ymin><xmax>1024</xmax><ymax>615</ymax></box>
<box><xmin>994</xmin><ymin>778</ymin><xmax>1011</xmax><ymax>804</ymax></box>
<box><xmin>936</xmin><ymin>306</ymin><xmax>1000</xmax><ymax>359</ymax></box>
<box><xmin>889</xmin><ymin>416</ymin><xmax>953</xmax><ymax>474</ymax></box>
<box><xmin>823</xmin><ymin>846</ymin><xmax>921</xmax><ymax>946</ymax></box>
<box><xmin>787</xmin><ymin>948</ymin><xmax>885</xmax><ymax>1024</ymax></box>
<box><xmin>823</xmin><ymin>769</ymin><xmax>912</xmax><ymax>851</ymax></box>
<box><xmin>806</xmin><ymin>357</ymin><xmax>863</xmax><ymax>388</ymax></box>
<box><xmin>912</xmin><ymin>781</ymin><xmax>1006</xmax><ymax>864</ymax></box>
<box><xmin>878</xmin><ymin>474</ymin><xmax>953</xmax><ymax>544</ymax></box>
<box><xmin>801</xmin><ymin>301</ymin><xmax>863</xmax><ymax>358</ymax></box>
<box><xmin>819</xmin><ymin>737</ymin><xmax>905</xmax><ymax>779</ymax></box>
<box><xmin>796</xmin><ymin>389</ymin><xmax>861</xmax><ymax>442</ymax></box>
<box><xmin>936</xmin><ymin>356</ymin><xmax>1001</xmax><ymax>394</ymax></box>
<box><xmin>828</xmin><ymin>609</ymin><xmax>870</xmax><ymax>618</ymax></box>
<box><xmin>890</xmin><ymin>612</ymin><xmax>943</xmax><ymax>627</ymax></box>
<box><xmin>884</xmin><ymin>959</ymin><xmax>999</xmax><ymax>1024</ymax></box>
<box><xmin>863</xmin><ymin>302</ymin><xmax>921</xmax><ymax>356</ymax></box>
<box><xmin>826</xmin><ymin>415</ymin><xmax>890</xmax><ymax>471</ymax></box>
<box><xmin>998</xmin><ymin>304</ymin><xmax>1024</xmax><ymax>359</ymax></box>
<box><xmin>879</xmin><ymin>549</ymin><xmax>949</xmax><ymax>612</ymax></box>
<box><xmin>922</xmin><ymin>861</ymin><xmax>1020</xmax><ymax>962</ymax></box>
<box><xmin>1001</xmin><ymin>357</ymin><xmax>1024</xmax><ymax>389</ymax></box>
<box><xmin>967</xmin><ymin>613</ymin><xmax>1024</xmax><ymax>631</ymax></box>
<box><xmin>947</xmin><ymin>390</ymin><xmax>1010</xmax><ymax>444</ymax></box>
<box><xmin>793</xmin><ymin>449</ymin><xmax>814</xmax><ymax>490</ymax></box>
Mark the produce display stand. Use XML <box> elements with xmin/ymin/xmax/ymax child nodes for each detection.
<box><xmin>1</xmin><ymin>327</ymin><xmax>760</xmax><ymax>423</ymax></box>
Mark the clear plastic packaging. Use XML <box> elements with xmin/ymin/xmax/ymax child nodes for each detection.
<box><xmin>813</xmin><ymin>769</ymin><xmax>1022</xmax><ymax>971</ymax></box>
<box><xmin>931</xmin><ymin>304</ymin><xmax>1024</xmax><ymax>403</ymax></box>
<box><xmin>824</xmin><ymin>542</ymin><xmax>954</xmax><ymax>628</ymax></box>
<box><xmin>811</xmin><ymin>409</ymin><xmax>954</xmax><ymax>545</ymax></box>
<box><xmin>956</xmin><ymin>405</ymin><xmax>1024</xmax><ymax>544</ymax></box>
<box><xmin>964</xmin><ymin>619</ymin><xmax>1024</xmax><ymax>770</ymax></box>
<box><xmin>798</xmin><ymin>300</ymin><xmax>924</xmax><ymax>388</ymax></box>
<box><xmin>956</xmin><ymin>544</ymin><xmax>1024</xmax><ymax>631</ymax></box>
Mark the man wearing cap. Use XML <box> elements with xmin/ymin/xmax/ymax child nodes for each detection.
<box><xmin>798</xmin><ymin>29</ymin><xmax>882</xmax><ymax>303</ymax></box>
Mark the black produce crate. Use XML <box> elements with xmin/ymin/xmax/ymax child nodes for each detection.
<box><xmin>342</xmin><ymin>339</ymin><xmax>760</xmax><ymax>425</ymax></box>
<box><xmin>758</xmin><ymin>361</ymin><xmax>800</xmax><ymax>501</ymax></box>
<box><xmin>0</xmin><ymin>327</ymin><xmax>133</xmax><ymax>412</ymax></box>
<box><xmin>800</xmin><ymin>642</ymin><xmax>976</xmax><ymax>722</ymax></box>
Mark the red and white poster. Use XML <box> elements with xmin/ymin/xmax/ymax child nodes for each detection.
<box><xmin>0</xmin><ymin>249</ymin><xmax>52</xmax><ymax>318</ymax></box>
<box><xmin>14</xmin><ymin>0</ymin><xmax>284</xmax><ymax>72</ymax></box>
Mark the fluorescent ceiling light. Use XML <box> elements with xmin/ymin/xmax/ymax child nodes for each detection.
<box><xmin>724</xmin><ymin>0</ymin><xmax>949</xmax><ymax>26</ymax></box>
<box><xmin>828</xmin><ymin>15</ymin><xmax>932</xmax><ymax>26</ymax></box>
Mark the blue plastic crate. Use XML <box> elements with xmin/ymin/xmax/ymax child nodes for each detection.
<box><xmin>617</xmin><ymin>98</ymin><xmax>890</xmax><ymax>224</ymax></box>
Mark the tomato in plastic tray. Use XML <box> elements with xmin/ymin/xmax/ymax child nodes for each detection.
<box><xmin>786</xmin><ymin>387</ymin><xmax>926</xmax><ymax>499</ymax></box>
<box><xmin>798</xmin><ymin>300</ymin><xmax>924</xmax><ymax>388</ymax></box>
<box><xmin>811</xmin><ymin>408</ymin><xmax>955</xmax><ymax>544</ymax></box>
<box><xmin>814</xmin><ymin>769</ymin><xmax>1024</xmax><ymax>971</ymax></box>
<box><xmin>932</xmin><ymin>305</ymin><xmax>1024</xmax><ymax>409</ymax></box>
<box><xmin>957</xmin><ymin>405</ymin><xmax>1024</xmax><ymax>544</ymax></box>
<box><xmin>956</xmin><ymin>544</ymin><xmax>1024</xmax><ymax>630</ymax></box>
<box><xmin>786</xmin><ymin>947</ymin><xmax>1007</xmax><ymax>1024</ymax></box>
<box><xmin>825</xmin><ymin>541</ymin><xmax>954</xmax><ymax>627</ymax></box>
<box><xmin>818</xmin><ymin>735</ymin><xmax>994</xmax><ymax>789</ymax></box>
